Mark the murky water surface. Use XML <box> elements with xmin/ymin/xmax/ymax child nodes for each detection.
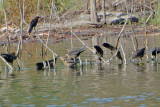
<box><xmin>0</xmin><ymin>35</ymin><xmax>160</xmax><ymax>107</ymax></box>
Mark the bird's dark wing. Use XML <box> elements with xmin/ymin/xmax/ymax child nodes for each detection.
<box><xmin>1</xmin><ymin>54</ymin><xmax>11</xmax><ymax>59</ymax></box>
<box><xmin>76</xmin><ymin>50</ymin><xmax>85</xmax><ymax>57</ymax></box>
<box><xmin>68</xmin><ymin>49</ymin><xmax>85</xmax><ymax>59</ymax></box>
<box><xmin>1</xmin><ymin>54</ymin><xmax>13</xmax><ymax>63</ymax></box>
<box><xmin>102</xmin><ymin>43</ymin><xmax>116</xmax><ymax>50</ymax></box>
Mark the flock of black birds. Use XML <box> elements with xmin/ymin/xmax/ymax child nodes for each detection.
<box><xmin>35</xmin><ymin>42</ymin><xmax>160</xmax><ymax>69</ymax></box>
<box><xmin>1</xmin><ymin>16</ymin><xmax>160</xmax><ymax>70</ymax></box>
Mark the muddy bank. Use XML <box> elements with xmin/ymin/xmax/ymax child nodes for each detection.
<box><xmin>0</xmin><ymin>10</ymin><xmax>158</xmax><ymax>44</ymax></box>
<box><xmin>1</xmin><ymin>24</ymin><xmax>160</xmax><ymax>44</ymax></box>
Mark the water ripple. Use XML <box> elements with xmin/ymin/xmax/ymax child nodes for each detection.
<box><xmin>139</xmin><ymin>104</ymin><xmax>147</xmax><ymax>107</ymax></box>
<box><xmin>118</xmin><ymin>96</ymin><xmax>137</xmax><ymax>100</ymax></box>
<box><xmin>12</xmin><ymin>104</ymin><xmax>35</xmax><ymax>107</ymax></box>
<box><xmin>87</xmin><ymin>97</ymin><xmax>114</xmax><ymax>103</ymax></box>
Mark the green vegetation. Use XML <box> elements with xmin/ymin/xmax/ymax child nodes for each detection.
<box><xmin>0</xmin><ymin>0</ymin><xmax>84</xmax><ymax>26</ymax></box>
<box><xmin>148</xmin><ymin>2</ymin><xmax>160</xmax><ymax>25</ymax></box>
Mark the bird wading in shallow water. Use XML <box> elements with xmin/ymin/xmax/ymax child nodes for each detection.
<box><xmin>132</xmin><ymin>48</ymin><xmax>145</xmax><ymax>64</ymax></box>
<box><xmin>36</xmin><ymin>58</ymin><xmax>57</xmax><ymax>70</ymax></box>
<box><xmin>102</xmin><ymin>43</ymin><xmax>123</xmax><ymax>61</ymax></box>
<box><xmin>94</xmin><ymin>45</ymin><xmax>103</xmax><ymax>61</ymax></box>
<box><xmin>28</xmin><ymin>16</ymin><xmax>40</xmax><ymax>34</ymax></box>
<box><xmin>1</xmin><ymin>52</ymin><xmax>17</xmax><ymax>64</ymax></box>
<box><xmin>66</xmin><ymin>49</ymin><xmax>85</xmax><ymax>60</ymax></box>
<box><xmin>147</xmin><ymin>47</ymin><xmax>160</xmax><ymax>60</ymax></box>
<box><xmin>60</xmin><ymin>56</ymin><xmax>76</xmax><ymax>68</ymax></box>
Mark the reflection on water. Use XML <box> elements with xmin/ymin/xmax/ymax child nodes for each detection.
<box><xmin>0</xmin><ymin>36</ymin><xmax>160</xmax><ymax>106</ymax></box>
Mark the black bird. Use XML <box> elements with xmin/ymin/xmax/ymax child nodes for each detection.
<box><xmin>102</xmin><ymin>43</ymin><xmax>123</xmax><ymax>61</ymax></box>
<box><xmin>152</xmin><ymin>47</ymin><xmax>160</xmax><ymax>57</ymax></box>
<box><xmin>28</xmin><ymin>16</ymin><xmax>40</xmax><ymax>34</ymax></box>
<box><xmin>67</xmin><ymin>49</ymin><xmax>85</xmax><ymax>60</ymax></box>
<box><xmin>94</xmin><ymin>45</ymin><xmax>103</xmax><ymax>61</ymax></box>
<box><xmin>132</xmin><ymin>48</ymin><xmax>145</xmax><ymax>60</ymax></box>
<box><xmin>1</xmin><ymin>52</ymin><xmax>17</xmax><ymax>63</ymax></box>
<box><xmin>147</xmin><ymin>47</ymin><xmax>160</xmax><ymax>58</ymax></box>
<box><xmin>102</xmin><ymin>43</ymin><xmax>116</xmax><ymax>52</ymax></box>
<box><xmin>36</xmin><ymin>58</ymin><xmax>57</xmax><ymax>70</ymax></box>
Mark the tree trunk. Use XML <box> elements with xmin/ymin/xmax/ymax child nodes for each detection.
<box><xmin>102</xmin><ymin>0</ymin><xmax>106</xmax><ymax>24</ymax></box>
<box><xmin>90</xmin><ymin>0</ymin><xmax>97</xmax><ymax>23</ymax></box>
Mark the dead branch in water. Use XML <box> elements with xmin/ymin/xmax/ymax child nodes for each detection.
<box><xmin>18</xmin><ymin>0</ymin><xmax>24</xmax><ymax>57</ymax></box>
<box><xmin>115</xmin><ymin>18</ymin><xmax>129</xmax><ymax>49</ymax></box>
<box><xmin>0</xmin><ymin>56</ymin><xmax>13</xmax><ymax>70</ymax></box>
<box><xmin>45</xmin><ymin>0</ymin><xmax>54</xmax><ymax>53</ymax></box>
<box><xmin>71</xmin><ymin>31</ymin><xmax>105</xmax><ymax>62</ymax></box>
<box><xmin>35</xmin><ymin>32</ymin><xmax>58</xmax><ymax>57</ymax></box>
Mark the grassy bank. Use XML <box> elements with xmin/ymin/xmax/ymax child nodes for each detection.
<box><xmin>0</xmin><ymin>0</ymin><xmax>84</xmax><ymax>26</ymax></box>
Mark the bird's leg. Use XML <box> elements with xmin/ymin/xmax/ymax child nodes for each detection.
<box><xmin>74</xmin><ymin>58</ymin><xmax>77</xmax><ymax>68</ymax></box>
<box><xmin>139</xmin><ymin>58</ymin><xmax>142</xmax><ymax>65</ymax></box>
<box><xmin>34</xmin><ymin>27</ymin><xmax>36</xmax><ymax>34</ymax></box>
<box><xmin>155</xmin><ymin>51</ymin><xmax>158</xmax><ymax>63</ymax></box>
<box><xmin>26</xmin><ymin>33</ymin><xmax>31</xmax><ymax>40</ymax></box>
<box><xmin>151</xmin><ymin>54</ymin><xmax>154</xmax><ymax>61</ymax></box>
<box><xmin>15</xmin><ymin>59</ymin><xmax>21</xmax><ymax>70</ymax></box>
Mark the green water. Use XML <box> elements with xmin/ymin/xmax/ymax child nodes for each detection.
<box><xmin>0</xmin><ymin>36</ymin><xmax>160</xmax><ymax>106</ymax></box>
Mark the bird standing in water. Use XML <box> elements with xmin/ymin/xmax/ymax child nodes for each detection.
<box><xmin>94</xmin><ymin>45</ymin><xmax>103</xmax><ymax>61</ymax></box>
<box><xmin>67</xmin><ymin>49</ymin><xmax>85</xmax><ymax>60</ymax></box>
<box><xmin>28</xmin><ymin>16</ymin><xmax>40</xmax><ymax>34</ymax></box>
<box><xmin>60</xmin><ymin>56</ymin><xmax>76</xmax><ymax>68</ymax></box>
<box><xmin>36</xmin><ymin>58</ymin><xmax>57</xmax><ymax>70</ymax></box>
<box><xmin>149</xmin><ymin>47</ymin><xmax>160</xmax><ymax>58</ymax></box>
<box><xmin>146</xmin><ymin>46</ymin><xmax>160</xmax><ymax>61</ymax></box>
<box><xmin>1</xmin><ymin>52</ymin><xmax>17</xmax><ymax>64</ymax></box>
<box><xmin>132</xmin><ymin>48</ymin><xmax>145</xmax><ymax>64</ymax></box>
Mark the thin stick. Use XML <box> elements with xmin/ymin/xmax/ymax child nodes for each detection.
<box><xmin>2</xmin><ymin>0</ymin><xmax>10</xmax><ymax>52</ymax></box>
<box><xmin>71</xmin><ymin>31</ymin><xmax>105</xmax><ymax>62</ymax></box>
<box><xmin>71</xmin><ymin>31</ymin><xmax>95</xmax><ymax>53</ymax></box>
<box><xmin>22</xmin><ymin>49</ymin><xmax>32</xmax><ymax>57</ymax></box>
<box><xmin>71</xmin><ymin>24</ymin><xmax>73</xmax><ymax>50</ymax></box>
<box><xmin>120</xmin><ymin>43</ymin><xmax>126</xmax><ymax>64</ymax></box>
<box><xmin>143</xmin><ymin>0</ymin><xmax>149</xmax><ymax>60</ymax></box>
<box><xmin>19</xmin><ymin>0</ymin><xmax>23</xmax><ymax>51</ymax></box>
<box><xmin>16</xmin><ymin>59</ymin><xmax>21</xmax><ymax>70</ymax></box>
<box><xmin>44</xmin><ymin>0</ymin><xmax>54</xmax><ymax>53</ymax></box>
<box><xmin>126</xmin><ymin>0</ymin><xmax>138</xmax><ymax>51</ymax></box>
<box><xmin>79</xmin><ymin>56</ymin><xmax>82</xmax><ymax>67</ymax></box>
<box><xmin>130</xmin><ymin>23</ymin><xmax>138</xmax><ymax>51</ymax></box>
<box><xmin>16</xmin><ymin>37</ymin><xmax>21</xmax><ymax>58</ymax></box>
<box><xmin>35</xmin><ymin>32</ymin><xmax>58</xmax><ymax>57</ymax></box>
<box><xmin>37</xmin><ymin>0</ymin><xmax>40</xmax><ymax>15</ymax></box>
<box><xmin>106</xmin><ymin>47</ymin><xmax>120</xmax><ymax>63</ymax></box>
<box><xmin>115</xmin><ymin>18</ymin><xmax>129</xmax><ymax>49</ymax></box>
<box><xmin>102</xmin><ymin>0</ymin><xmax>106</xmax><ymax>24</ymax></box>
<box><xmin>47</xmin><ymin>61</ymin><xmax>51</xmax><ymax>71</ymax></box>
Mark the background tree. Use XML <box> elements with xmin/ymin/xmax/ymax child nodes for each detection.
<box><xmin>90</xmin><ymin>0</ymin><xmax>98</xmax><ymax>23</ymax></box>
